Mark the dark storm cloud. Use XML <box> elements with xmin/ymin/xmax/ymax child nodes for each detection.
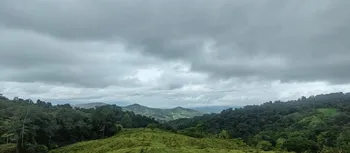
<box><xmin>0</xmin><ymin>28</ymin><xmax>155</xmax><ymax>88</ymax></box>
<box><xmin>1</xmin><ymin>0</ymin><xmax>350</xmax><ymax>84</ymax></box>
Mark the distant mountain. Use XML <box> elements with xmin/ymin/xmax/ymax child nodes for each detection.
<box><xmin>74</xmin><ymin>102</ymin><xmax>204</xmax><ymax>121</ymax></box>
<box><xmin>122</xmin><ymin>104</ymin><xmax>203</xmax><ymax>121</ymax></box>
<box><xmin>191</xmin><ymin>106</ymin><xmax>240</xmax><ymax>113</ymax></box>
<box><xmin>74</xmin><ymin>102</ymin><xmax>108</xmax><ymax>109</ymax></box>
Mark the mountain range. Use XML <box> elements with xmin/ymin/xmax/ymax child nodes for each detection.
<box><xmin>190</xmin><ymin>106</ymin><xmax>238</xmax><ymax>113</ymax></box>
<box><xmin>73</xmin><ymin>102</ymin><xmax>108</xmax><ymax>109</ymax></box>
<box><xmin>74</xmin><ymin>103</ymin><xmax>204</xmax><ymax>121</ymax></box>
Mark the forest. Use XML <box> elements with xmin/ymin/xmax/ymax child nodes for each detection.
<box><xmin>0</xmin><ymin>94</ymin><xmax>163</xmax><ymax>153</ymax></box>
<box><xmin>1</xmin><ymin>92</ymin><xmax>350</xmax><ymax>153</ymax></box>
<box><xmin>169</xmin><ymin>92</ymin><xmax>350</xmax><ymax>152</ymax></box>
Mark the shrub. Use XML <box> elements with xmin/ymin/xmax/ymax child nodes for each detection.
<box><xmin>147</xmin><ymin>123</ymin><xmax>158</xmax><ymax>130</ymax></box>
<box><xmin>27</xmin><ymin>145</ymin><xmax>48</xmax><ymax>153</ymax></box>
<box><xmin>257</xmin><ymin>140</ymin><xmax>273</xmax><ymax>151</ymax></box>
<box><xmin>115</xmin><ymin>124</ymin><xmax>123</xmax><ymax>133</ymax></box>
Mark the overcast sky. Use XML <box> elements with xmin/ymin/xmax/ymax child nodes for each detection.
<box><xmin>1</xmin><ymin>0</ymin><xmax>350</xmax><ymax>108</ymax></box>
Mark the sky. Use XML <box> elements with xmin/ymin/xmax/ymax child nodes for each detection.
<box><xmin>1</xmin><ymin>0</ymin><xmax>350</xmax><ymax>108</ymax></box>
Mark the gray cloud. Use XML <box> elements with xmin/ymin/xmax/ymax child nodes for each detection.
<box><xmin>1</xmin><ymin>0</ymin><xmax>349</xmax><ymax>83</ymax></box>
<box><xmin>0</xmin><ymin>27</ymin><xmax>162</xmax><ymax>88</ymax></box>
<box><xmin>1</xmin><ymin>0</ymin><xmax>350</xmax><ymax>107</ymax></box>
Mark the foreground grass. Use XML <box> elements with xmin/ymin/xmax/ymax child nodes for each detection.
<box><xmin>50</xmin><ymin>129</ymin><xmax>284</xmax><ymax>153</ymax></box>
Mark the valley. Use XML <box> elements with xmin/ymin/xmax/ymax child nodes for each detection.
<box><xmin>75</xmin><ymin>103</ymin><xmax>204</xmax><ymax>121</ymax></box>
<box><xmin>1</xmin><ymin>92</ymin><xmax>350</xmax><ymax>153</ymax></box>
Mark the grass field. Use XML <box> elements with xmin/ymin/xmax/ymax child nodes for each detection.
<box><xmin>49</xmin><ymin>129</ymin><xmax>287</xmax><ymax>153</ymax></box>
<box><xmin>316</xmin><ymin>108</ymin><xmax>339</xmax><ymax>117</ymax></box>
<box><xmin>298</xmin><ymin>108</ymin><xmax>340</xmax><ymax>128</ymax></box>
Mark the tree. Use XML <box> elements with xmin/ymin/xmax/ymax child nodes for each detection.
<box><xmin>257</xmin><ymin>140</ymin><xmax>273</xmax><ymax>151</ymax></box>
<box><xmin>121</xmin><ymin>114</ymin><xmax>133</xmax><ymax>128</ymax></box>
<box><xmin>336</xmin><ymin>130</ymin><xmax>350</xmax><ymax>152</ymax></box>
<box><xmin>283</xmin><ymin>136</ymin><xmax>319</xmax><ymax>153</ymax></box>
<box><xmin>218</xmin><ymin>130</ymin><xmax>230</xmax><ymax>139</ymax></box>
<box><xmin>0</xmin><ymin>119</ymin><xmax>16</xmax><ymax>144</ymax></box>
<box><xmin>147</xmin><ymin>123</ymin><xmax>157</xmax><ymax>130</ymax></box>
<box><xmin>275</xmin><ymin>138</ymin><xmax>286</xmax><ymax>150</ymax></box>
<box><xmin>26</xmin><ymin>144</ymin><xmax>48</xmax><ymax>153</ymax></box>
<box><xmin>0</xmin><ymin>95</ymin><xmax>161</xmax><ymax>152</ymax></box>
<box><xmin>92</xmin><ymin>105</ymin><xmax>123</xmax><ymax>137</ymax></box>
<box><xmin>20</xmin><ymin>107</ymin><xmax>30</xmax><ymax>148</ymax></box>
<box><xmin>115</xmin><ymin>124</ymin><xmax>123</xmax><ymax>133</ymax></box>
<box><xmin>0</xmin><ymin>93</ymin><xmax>9</xmax><ymax>100</ymax></box>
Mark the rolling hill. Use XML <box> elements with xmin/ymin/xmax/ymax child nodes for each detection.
<box><xmin>74</xmin><ymin>103</ymin><xmax>204</xmax><ymax>121</ymax></box>
<box><xmin>190</xmin><ymin>106</ymin><xmax>238</xmax><ymax>113</ymax></box>
<box><xmin>123</xmin><ymin>104</ymin><xmax>203</xmax><ymax>121</ymax></box>
<box><xmin>49</xmin><ymin>128</ymin><xmax>284</xmax><ymax>153</ymax></box>
<box><xmin>73</xmin><ymin>102</ymin><xmax>108</xmax><ymax>109</ymax></box>
<box><xmin>169</xmin><ymin>92</ymin><xmax>350</xmax><ymax>152</ymax></box>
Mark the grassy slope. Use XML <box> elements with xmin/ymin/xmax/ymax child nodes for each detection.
<box><xmin>50</xmin><ymin>129</ymin><xmax>284</xmax><ymax>153</ymax></box>
<box><xmin>296</xmin><ymin>108</ymin><xmax>340</xmax><ymax>129</ymax></box>
<box><xmin>316</xmin><ymin>108</ymin><xmax>339</xmax><ymax>117</ymax></box>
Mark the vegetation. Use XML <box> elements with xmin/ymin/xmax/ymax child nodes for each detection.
<box><xmin>0</xmin><ymin>143</ymin><xmax>16</xmax><ymax>153</ymax></box>
<box><xmin>169</xmin><ymin>92</ymin><xmax>350</xmax><ymax>153</ymax></box>
<box><xmin>2</xmin><ymin>92</ymin><xmax>350</xmax><ymax>153</ymax></box>
<box><xmin>73</xmin><ymin>102</ymin><xmax>108</xmax><ymax>109</ymax></box>
<box><xmin>50</xmin><ymin>128</ymin><xmax>283</xmax><ymax>153</ymax></box>
<box><xmin>0</xmin><ymin>94</ymin><xmax>161</xmax><ymax>153</ymax></box>
<box><xmin>190</xmin><ymin>106</ymin><xmax>237</xmax><ymax>114</ymax></box>
<box><xmin>123</xmin><ymin>104</ymin><xmax>203</xmax><ymax>121</ymax></box>
<box><xmin>75</xmin><ymin>103</ymin><xmax>204</xmax><ymax>121</ymax></box>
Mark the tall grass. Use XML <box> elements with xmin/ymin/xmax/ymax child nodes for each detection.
<box><xmin>50</xmin><ymin>128</ymin><xmax>287</xmax><ymax>153</ymax></box>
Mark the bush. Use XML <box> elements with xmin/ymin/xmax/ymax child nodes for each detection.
<box><xmin>116</xmin><ymin>124</ymin><xmax>123</xmax><ymax>133</ymax></box>
<box><xmin>218</xmin><ymin>130</ymin><xmax>230</xmax><ymax>139</ymax></box>
<box><xmin>283</xmin><ymin>136</ymin><xmax>319</xmax><ymax>152</ymax></box>
<box><xmin>27</xmin><ymin>145</ymin><xmax>48</xmax><ymax>153</ymax></box>
<box><xmin>49</xmin><ymin>144</ymin><xmax>59</xmax><ymax>150</ymax></box>
<box><xmin>257</xmin><ymin>140</ymin><xmax>273</xmax><ymax>151</ymax></box>
<box><xmin>147</xmin><ymin>123</ymin><xmax>158</xmax><ymax>130</ymax></box>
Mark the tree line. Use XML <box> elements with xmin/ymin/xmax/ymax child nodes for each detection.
<box><xmin>169</xmin><ymin>92</ymin><xmax>350</xmax><ymax>153</ymax></box>
<box><xmin>0</xmin><ymin>94</ymin><xmax>161</xmax><ymax>153</ymax></box>
<box><xmin>2</xmin><ymin>92</ymin><xmax>350</xmax><ymax>153</ymax></box>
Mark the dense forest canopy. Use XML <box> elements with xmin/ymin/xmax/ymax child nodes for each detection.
<box><xmin>1</xmin><ymin>92</ymin><xmax>350</xmax><ymax>153</ymax></box>
<box><xmin>169</xmin><ymin>92</ymin><xmax>350</xmax><ymax>152</ymax></box>
<box><xmin>0</xmin><ymin>94</ymin><xmax>162</xmax><ymax>153</ymax></box>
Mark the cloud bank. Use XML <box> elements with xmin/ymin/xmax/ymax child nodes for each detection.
<box><xmin>1</xmin><ymin>0</ymin><xmax>350</xmax><ymax>107</ymax></box>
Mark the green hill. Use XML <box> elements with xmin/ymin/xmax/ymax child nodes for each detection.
<box><xmin>49</xmin><ymin>128</ymin><xmax>283</xmax><ymax>153</ymax></box>
<box><xmin>74</xmin><ymin>102</ymin><xmax>108</xmax><ymax>109</ymax></box>
<box><xmin>169</xmin><ymin>93</ymin><xmax>350</xmax><ymax>153</ymax></box>
<box><xmin>74</xmin><ymin>103</ymin><xmax>204</xmax><ymax>121</ymax></box>
<box><xmin>123</xmin><ymin>104</ymin><xmax>203</xmax><ymax>121</ymax></box>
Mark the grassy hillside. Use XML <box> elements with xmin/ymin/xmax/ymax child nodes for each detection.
<box><xmin>296</xmin><ymin>108</ymin><xmax>340</xmax><ymax>129</ymax></box>
<box><xmin>123</xmin><ymin>104</ymin><xmax>203</xmax><ymax>121</ymax></box>
<box><xmin>49</xmin><ymin>129</ymin><xmax>285</xmax><ymax>153</ymax></box>
<box><xmin>316</xmin><ymin>108</ymin><xmax>339</xmax><ymax>117</ymax></box>
<box><xmin>169</xmin><ymin>93</ymin><xmax>350</xmax><ymax>152</ymax></box>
